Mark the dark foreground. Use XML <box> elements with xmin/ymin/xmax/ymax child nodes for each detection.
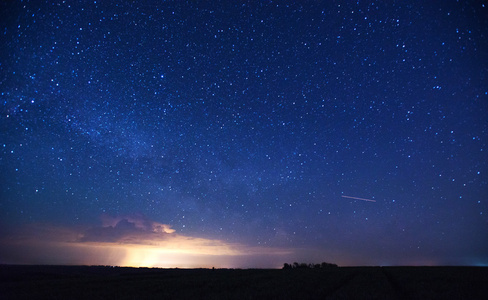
<box><xmin>1</xmin><ymin>265</ymin><xmax>487</xmax><ymax>299</ymax></box>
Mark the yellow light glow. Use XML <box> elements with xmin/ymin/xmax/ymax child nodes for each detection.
<box><xmin>0</xmin><ymin>222</ymin><xmax>297</xmax><ymax>268</ymax></box>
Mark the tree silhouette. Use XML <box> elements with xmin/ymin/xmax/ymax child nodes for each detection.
<box><xmin>282</xmin><ymin>262</ymin><xmax>338</xmax><ymax>269</ymax></box>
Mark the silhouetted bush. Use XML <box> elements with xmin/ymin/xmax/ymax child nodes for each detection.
<box><xmin>321</xmin><ymin>262</ymin><xmax>338</xmax><ymax>268</ymax></box>
<box><xmin>282</xmin><ymin>262</ymin><xmax>338</xmax><ymax>269</ymax></box>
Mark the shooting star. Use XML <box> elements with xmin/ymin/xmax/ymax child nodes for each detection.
<box><xmin>341</xmin><ymin>195</ymin><xmax>376</xmax><ymax>202</ymax></box>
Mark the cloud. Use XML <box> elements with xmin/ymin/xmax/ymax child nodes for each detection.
<box><xmin>99</xmin><ymin>213</ymin><xmax>175</xmax><ymax>233</ymax></box>
<box><xmin>79</xmin><ymin>214</ymin><xmax>175</xmax><ymax>244</ymax></box>
<box><xmin>0</xmin><ymin>214</ymin><xmax>295</xmax><ymax>268</ymax></box>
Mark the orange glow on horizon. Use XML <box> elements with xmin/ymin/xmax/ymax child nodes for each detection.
<box><xmin>0</xmin><ymin>223</ymin><xmax>295</xmax><ymax>268</ymax></box>
<box><xmin>0</xmin><ymin>219</ymin><xmax>375</xmax><ymax>268</ymax></box>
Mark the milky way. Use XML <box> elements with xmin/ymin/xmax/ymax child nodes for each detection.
<box><xmin>1</xmin><ymin>1</ymin><xmax>487</xmax><ymax>267</ymax></box>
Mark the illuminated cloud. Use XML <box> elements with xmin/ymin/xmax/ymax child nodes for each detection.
<box><xmin>79</xmin><ymin>214</ymin><xmax>175</xmax><ymax>244</ymax></box>
<box><xmin>99</xmin><ymin>213</ymin><xmax>176</xmax><ymax>234</ymax></box>
<box><xmin>0</xmin><ymin>214</ymin><xmax>295</xmax><ymax>268</ymax></box>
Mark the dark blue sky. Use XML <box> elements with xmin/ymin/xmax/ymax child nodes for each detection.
<box><xmin>1</xmin><ymin>1</ymin><xmax>487</xmax><ymax>267</ymax></box>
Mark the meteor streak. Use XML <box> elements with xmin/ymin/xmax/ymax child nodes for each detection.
<box><xmin>341</xmin><ymin>195</ymin><xmax>376</xmax><ymax>202</ymax></box>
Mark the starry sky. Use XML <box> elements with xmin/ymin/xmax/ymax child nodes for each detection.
<box><xmin>1</xmin><ymin>1</ymin><xmax>487</xmax><ymax>268</ymax></box>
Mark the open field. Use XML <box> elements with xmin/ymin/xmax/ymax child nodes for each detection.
<box><xmin>1</xmin><ymin>265</ymin><xmax>487</xmax><ymax>299</ymax></box>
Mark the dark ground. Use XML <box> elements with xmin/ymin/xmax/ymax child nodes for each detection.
<box><xmin>1</xmin><ymin>265</ymin><xmax>487</xmax><ymax>299</ymax></box>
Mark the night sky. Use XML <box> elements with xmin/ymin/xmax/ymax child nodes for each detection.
<box><xmin>1</xmin><ymin>1</ymin><xmax>487</xmax><ymax>268</ymax></box>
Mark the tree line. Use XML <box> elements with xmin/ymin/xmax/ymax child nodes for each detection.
<box><xmin>282</xmin><ymin>262</ymin><xmax>338</xmax><ymax>269</ymax></box>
